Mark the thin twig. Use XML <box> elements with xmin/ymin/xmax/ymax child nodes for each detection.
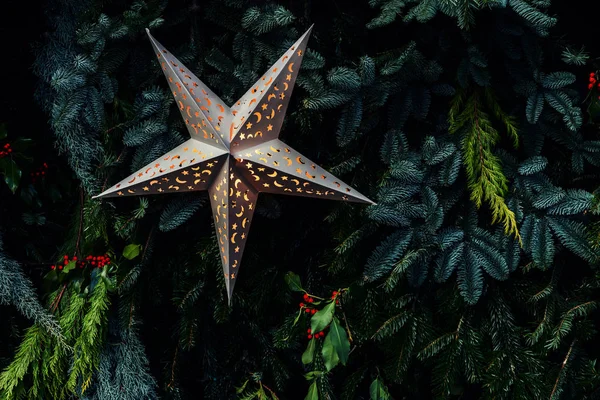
<box><xmin>549</xmin><ymin>339</ymin><xmax>576</xmax><ymax>400</ymax></box>
<box><xmin>168</xmin><ymin>347</ymin><xmax>179</xmax><ymax>388</ymax></box>
<box><xmin>51</xmin><ymin>283</ymin><xmax>68</xmax><ymax>313</ymax></box>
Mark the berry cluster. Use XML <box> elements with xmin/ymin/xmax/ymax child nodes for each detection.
<box><xmin>300</xmin><ymin>292</ymin><xmax>317</xmax><ymax>314</ymax></box>
<box><xmin>307</xmin><ymin>328</ymin><xmax>326</xmax><ymax>340</ymax></box>
<box><xmin>30</xmin><ymin>163</ymin><xmax>48</xmax><ymax>183</ymax></box>
<box><xmin>0</xmin><ymin>143</ymin><xmax>12</xmax><ymax>158</ymax></box>
<box><xmin>330</xmin><ymin>290</ymin><xmax>341</xmax><ymax>305</ymax></box>
<box><xmin>50</xmin><ymin>254</ymin><xmax>111</xmax><ymax>271</ymax></box>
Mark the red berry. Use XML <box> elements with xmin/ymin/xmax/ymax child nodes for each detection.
<box><xmin>305</xmin><ymin>309</ymin><xmax>311</xmax><ymax>313</ymax></box>
<box><xmin>308</xmin><ymin>334</ymin><xmax>312</xmax><ymax>339</ymax></box>
<box><xmin>299</xmin><ymin>302</ymin><xmax>305</xmax><ymax>307</ymax></box>
<box><xmin>307</xmin><ymin>328</ymin><xmax>311</xmax><ymax>333</ymax></box>
<box><xmin>43</xmin><ymin>163</ymin><xmax>48</xmax><ymax>168</ymax></box>
<box><xmin>303</xmin><ymin>293</ymin><xmax>309</xmax><ymax>300</ymax></box>
<box><xmin>308</xmin><ymin>298</ymin><xmax>314</xmax><ymax>303</ymax></box>
<box><xmin>589</xmin><ymin>84</ymin><xmax>594</xmax><ymax>90</ymax></box>
<box><xmin>73</xmin><ymin>256</ymin><xmax>77</xmax><ymax>261</ymax></box>
<box><xmin>58</xmin><ymin>265</ymin><xmax>63</xmax><ymax>270</ymax></box>
<box><xmin>51</xmin><ymin>265</ymin><xmax>55</xmax><ymax>270</ymax></box>
<box><xmin>91</xmin><ymin>261</ymin><xmax>96</xmax><ymax>266</ymax></box>
<box><xmin>336</xmin><ymin>300</ymin><xmax>340</xmax><ymax>305</ymax></box>
<box><xmin>311</xmin><ymin>309</ymin><xmax>317</xmax><ymax>314</ymax></box>
<box><xmin>64</xmin><ymin>255</ymin><xmax>68</xmax><ymax>259</ymax></box>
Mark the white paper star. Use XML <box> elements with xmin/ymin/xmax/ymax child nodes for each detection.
<box><xmin>95</xmin><ymin>26</ymin><xmax>374</xmax><ymax>302</ymax></box>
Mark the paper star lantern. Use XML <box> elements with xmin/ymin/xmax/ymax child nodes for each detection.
<box><xmin>95</xmin><ymin>26</ymin><xmax>374</xmax><ymax>302</ymax></box>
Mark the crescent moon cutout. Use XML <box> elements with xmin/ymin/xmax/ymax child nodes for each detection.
<box><xmin>296</xmin><ymin>157</ymin><xmax>305</xmax><ymax>165</ymax></box>
<box><xmin>253</xmin><ymin>112</ymin><xmax>262</xmax><ymax>123</ymax></box>
<box><xmin>267</xmin><ymin>171</ymin><xmax>277</xmax><ymax>178</ymax></box>
<box><xmin>235</xmin><ymin>179</ymin><xmax>241</xmax><ymax>188</ymax></box>
<box><xmin>274</xmin><ymin>180</ymin><xmax>284</xmax><ymax>187</ymax></box>
<box><xmin>176</xmin><ymin>177</ymin><xmax>187</xmax><ymax>184</ymax></box>
<box><xmin>231</xmin><ymin>233</ymin><xmax>237</xmax><ymax>244</ymax></box>
<box><xmin>291</xmin><ymin>179</ymin><xmax>300</xmax><ymax>186</ymax></box>
<box><xmin>202</xmin><ymin>170</ymin><xmax>212</xmax><ymax>175</ymax></box>
<box><xmin>236</xmin><ymin>207</ymin><xmax>245</xmax><ymax>217</ymax></box>
<box><xmin>284</xmin><ymin>157</ymin><xmax>292</xmax><ymax>166</ymax></box>
<box><xmin>288</xmin><ymin>62</ymin><xmax>294</xmax><ymax>72</ymax></box>
<box><xmin>150</xmin><ymin>180</ymin><xmax>159</xmax><ymax>185</ymax></box>
<box><xmin>242</xmin><ymin>217</ymin><xmax>248</xmax><ymax>228</ymax></box>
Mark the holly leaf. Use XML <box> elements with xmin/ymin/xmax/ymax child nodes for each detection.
<box><xmin>63</xmin><ymin>260</ymin><xmax>76</xmax><ymax>273</ymax></box>
<box><xmin>302</xmin><ymin>338</ymin><xmax>316</xmax><ymax>364</ymax></box>
<box><xmin>285</xmin><ymin>271</ymin><xmax>303</xmax><ymax>292</ymax></box>
<box><xmin>123</xmin><ymin>244</ymin><xmax>142</xmax><ymax>260</ymax></box>
<box><xmin>329</xmin><ymin>317</ymin><xmax>350</xmax><ymax>365</ymax></box>
<box><xmin>321</xmin><ymin>333</ymin><xmax>340</xmax><ymax>371</ymax></box>
<box><xmin>0</xmin><ymin>158</ymin><xmax>22</xmax><ymax>193</ymax></box>
<box><xmin>304</xmin><ymin>371</ymin><xmax>324</xmax><ymax>381</ymax></box>
<box><xmin>311</xmin><ymin>301</ymin><xmax>335</xmax><ymax>333</ymax></box>
<box><xmin>370</xmin><ymin>377</ymin><xmax>391</xmax><ymax>400</ymax></box>
<box><xmin>305</xmin><ymin>381</ymin><xmax>319</xmax><ymax>400</ymax></box>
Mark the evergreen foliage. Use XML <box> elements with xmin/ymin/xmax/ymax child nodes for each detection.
<box><xmin>1</xmin><ymin>0</ymin><xmax>600</xmax><ymax>398</ymax></box>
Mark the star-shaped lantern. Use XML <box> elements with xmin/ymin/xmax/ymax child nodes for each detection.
<box><xmin>95</xmin><ymin>26</ymin><xmax>374</xmax><ymax>302</ymax></box>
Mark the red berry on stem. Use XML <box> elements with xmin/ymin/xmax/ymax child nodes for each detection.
<box><xmin>58</xmin><ymin>265</ymin><xmax>63</xmax><ymax>270</ymax></box>
<box><xmin>308</xmin><ymin>298</ymin><xmax>314</xmax><ymax>303</ymax></box>
<box><xmin>305</xmin><ymin>309</ymin><xmax>311</xmax><ymax>313</ymax></box>
<box><xmin>308</xmin><ymin>334</ymin><xmax>312</xmax><ymax>339</ymax></box>
<box><xmin>299</xmin><ymin>302</ymin><xmax>305</xmax><ymax>307</ymax></box>
<box><xmin>307</xmin><ymin>328</ymin><xmax>311</xmax><ymax>333</ymax></box>
<box><xmin>51</xmin><ymin>265</ymin><xmax>55</xmax><ymax>270</ymax></box>
<box><xmin>311</xmin><ymin>309</ymin><xmax>317</xmax><ymax>314</ymax></box>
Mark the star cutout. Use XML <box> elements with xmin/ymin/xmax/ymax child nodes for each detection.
<box><xmin>93</xmin><ymin>26</ymin><xmax>373</xmax><ymax>303</ymax></box>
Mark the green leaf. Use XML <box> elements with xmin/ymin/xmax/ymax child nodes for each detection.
<box><xmin>304</xmin><ymin>371</ymin><xmax>324</xmax><ymax>381</ymax></box>
<box><xmin>63</xmin><ymin>260</ymin><xmax>76</xmax><ymax>273</ymax></box>
<box><xmin>311</xmin><ymin>301</ymin><xmax>335</xmax><ymax>333</ymax></box>
<box><xmin>329</xmin><ymin>318</ymin><xmax>350</xmax><ymax>365</ymax></box>
<box><xmin>123</xmin><ymin>244</ymin><xmax>142</xmax><ymax>260</ymax></box>
<box><xmin>0</xmin><ymin>158</ymin><xmax>22</xmax><ymax>193</ymax></box>
<box><xmin>305</xmin><ymin>381</ymin><xmax>319</xmax><ymax>400</ymax></box>
<box><xmin>285</xmin><ymin>271</ymin><xmax>303</xmax><ymax>292</ymax></box>
<box><xmin>370</xmin><ymin>377</ymin><xmax>391</xmax><ymax>400</ymax></box>
<box><xmin>302</xmin><ymin>339</ymin><xmax>316</xmax><ymax>365</ymax></box>
<box><xmin>321</xmin><ymin>333</ymin><xmax>340</xmax><ymax>372</ymax></box>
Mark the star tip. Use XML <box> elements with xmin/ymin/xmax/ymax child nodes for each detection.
<box><xmin>145</xmin><ymin>27</ymin><xmax>150</xmax><ymax>34</ymax></box>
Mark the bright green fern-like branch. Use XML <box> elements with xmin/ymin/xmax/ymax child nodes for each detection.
<box><xmin>449</xmin><ymin>88</ymin><xmax>520</xmax><ymax>241</ymax></box>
